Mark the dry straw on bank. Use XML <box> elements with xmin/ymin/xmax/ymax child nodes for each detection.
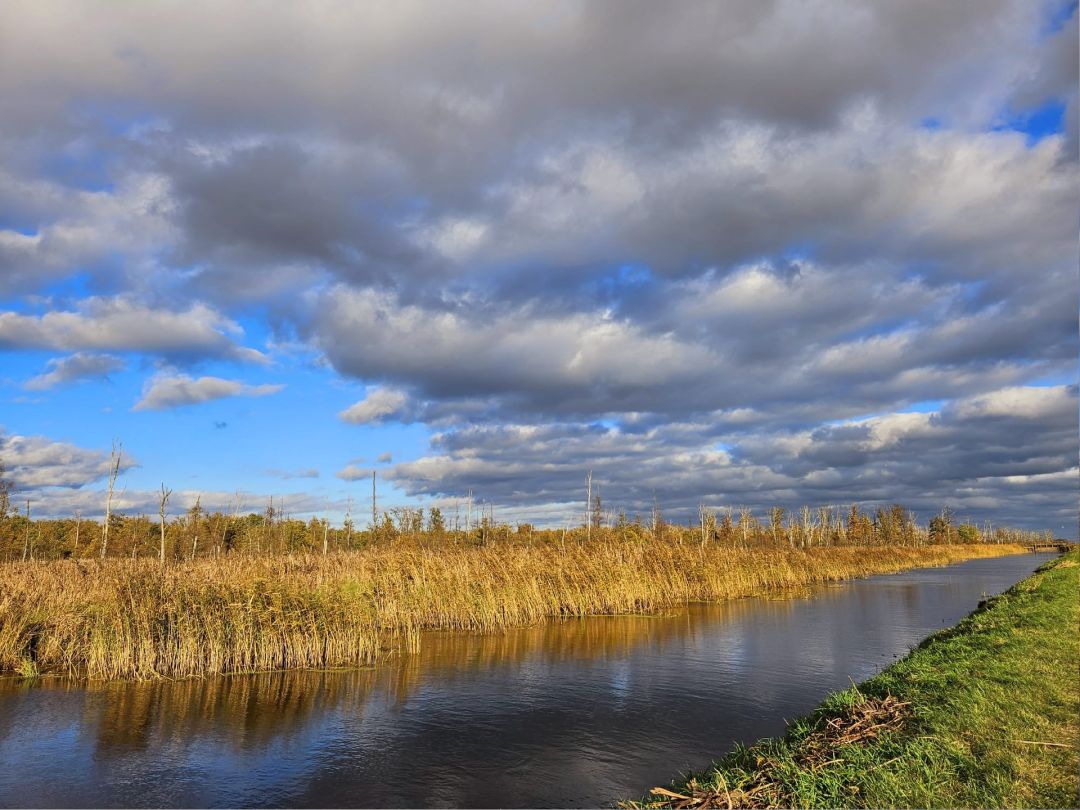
<box><xmin>0</xmin><ymin>539</ymin><xmax>1023</xmax><ymax>680</ymax></box>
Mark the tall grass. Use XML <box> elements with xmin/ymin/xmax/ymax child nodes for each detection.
<box><xmin>0</xmin><ymin>540</ymin><xmax>1024</xmax><ymax>680</ymax></box>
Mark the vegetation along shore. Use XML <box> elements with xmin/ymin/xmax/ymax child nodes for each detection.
<box><xmin>634</xmin><ymin>550</ymin><xmax>1079</xmax><ymax>809</ymax></box>
<box><xmin>0</xmin><ymin>512</ymin><xmax>1033</xmax><ymax>680</ymax></box>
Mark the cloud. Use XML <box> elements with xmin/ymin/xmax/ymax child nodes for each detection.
<box><xmin>318</xmin><ymin>288</ymin><xmax>714</xmax><ymax>414</ymax></box>
<box><xmin>308</xmin><ymin>258</ymin><xmax>1073</xmax><ymax>424</ymax></box>
<box><xmin>385</xmin><ymin>385</ymin><xmax>1079</xmax><ymax>530</ymax></box>
<box><xmin>0</xmin><ymin>2</ymin><xmax>1074</xmax><ymax>530</ymax></box>
<box><xmin>23</xmin><ymin>352</ymin><xmax>125</xmax><ymax>390</ymax></box>
<box><xmin>0</xmin><ymin>298</ymin><xmax>268</xmax><ymax>363</ymax></box>
<box><xmin>132</xmin><ymin>373</ymin><xmax>284</xmax><ymax>411</ymax></box>
<box><xmin>0</xmin><ymin>172</ymin><xmax>178</xmax><ymax>295</ymax></box>
<box><xmin>335</xmin><ymin>465</ymin><xmax>373</xmax><ymax>482</ymax></box>
<box><xmin>266</xmin><ymin>467</ymin><xmax>320</xmax><ymax>479</ymax></box>
<box><xmin>338</xmin><ymin>386</ymin><xmax>411</xmax><ymax>424</ymax></box>
<box><xmin>0</xmin><ymin>431</ymin><xmax>137</xmax><ymax>490</ymax></box>
<box><xmin>6</xmin><ymin>485</ymin><xmax>340</xmax><ymax>522</ymax></box>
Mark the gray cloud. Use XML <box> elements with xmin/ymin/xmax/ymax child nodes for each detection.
<box><xmin>386</xmin><ymin>385</ymin><xmax>1078</xmax><ymax>530</ymax></box>
<box><xmin>132</xmin><ymin>373</ymin><xmax>284</xmax><ymax>411</ymax></box>
<box><xmin>312</xmin><ymin>258</ymin><xmax>1074</xmax><ymax>424</ymax></box>
<box><xmin>23</xmin><ymin>352</ymin><xmax>125</xmax><ymax>390</ymax></box>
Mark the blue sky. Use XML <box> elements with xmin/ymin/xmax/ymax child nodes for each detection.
<box><xmin>0</xmin><ymin>1</ymin><xmax>1076</xmax><ymax>531</ymax></box>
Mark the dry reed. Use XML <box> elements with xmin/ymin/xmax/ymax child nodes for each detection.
<box><xmin>0</xmin><ymin>540</ymin><xmax>1024</xmax><ymax>680</ymax></box>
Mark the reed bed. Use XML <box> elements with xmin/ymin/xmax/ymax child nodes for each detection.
<box><xmin>0</xmin><ymin>540</ymin><xmax>1024</xmax><ymax>680</ymax></box>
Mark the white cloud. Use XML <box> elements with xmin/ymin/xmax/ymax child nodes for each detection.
<box><xmin>132</xmin><ymin>373</ymin><xmax>283</xmax><ymax>411</ymax></box>
<box><xmin>338</xmin><ymin>386</ymin><xmax>410</xmax><ymax>425</ymax></box>
<box><xmin>266</xmin><ymin>467</ymin><xmax>319</xmax><ymax>479</ymax></box>
<box><xmin>0</xmin><ymin>431</ymin><xmax>136</xmax><ymax>490</ymax></box>
<box><xmin>0</xmin><ymin>297</ymin><xmax>267</xmax><ymax>363</ymax></box>
<box><xmin>335</xmin><ymin>464</ymin><xmax>372</xmax><ymax>482</ymax></box>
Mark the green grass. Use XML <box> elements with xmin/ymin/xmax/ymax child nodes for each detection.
<box><xmin>634</xmin><ymin>551</ymin><xmax>1079</xmax><ymax>809</ymax></box>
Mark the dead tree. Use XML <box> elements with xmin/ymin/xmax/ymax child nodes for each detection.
<box><xmin>73</xmin><ymin>510</ymin><xmax>82</xmax><ymax>557</ymax></box>
<box><xmin>189</xmin><ymin>495</ymin><xmax>202</xmax><ymax>560</ymax></box>
<box><xmin>586</xmin><ymin>471</ymin><xmax>593</xmax><ymax>543</ymax></box>
<box><xmin>371</xmin><ymin>471</ymin><xmax>377</xmax><ymax>530</ymax></box>
<box><xmin>738</xmin><ymin>506</ymin><xmax>752</xmax><ymax>548</ymax></box>
<box><xmin>158</xmin><ymin>484</ymin><xmax>172</xmax><ymax>564</ymax></box>
<box><xmin>100</xmin><ymin>440</ymin><xmax>122</xmax><ymax>558</ymax></box>
<box><xmin>219</xmin><ymin>491</ymin><xmax>243</xmax><ymax>556</ymax></box>
<box><xmin>344</xmin><ymin>496</ymin><xmax>353</xmax><ymax>549</ymax></box>
<box><xmin>699</xmin><ymin>503</ymin><xmax>714</xmax><ymax>548</ymax></box>
<box><xmin>21</xmin><ymin>499</ymin><xmax>30</xmax><ymax>561</ymax></box>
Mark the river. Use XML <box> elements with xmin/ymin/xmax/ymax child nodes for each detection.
<box><xmin>0</xmin><ymin>552</ymin><xmax>1047</xmax><ymax>808</ymax></box>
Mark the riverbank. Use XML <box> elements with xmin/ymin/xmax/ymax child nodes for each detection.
<box><xmin>636</xmin><ymin>550</ymin><xmax>1079</xmax><ymax>809</ymax></box>
<box><xmin>0</xmin><ymin>541</ymin><xmax>1024</xmax><ymax>680</ymax></box>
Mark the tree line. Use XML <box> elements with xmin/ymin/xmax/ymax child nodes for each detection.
<box><xmin>0</xmin><ymin>478</ymin><xmax>1053</xmax><ymax>565</ymax></box>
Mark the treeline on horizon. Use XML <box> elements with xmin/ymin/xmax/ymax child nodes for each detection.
<box><xmin>0</xmin><ymin>481</ymin><xmax>1054</xmax><ymax>563</ymax></box>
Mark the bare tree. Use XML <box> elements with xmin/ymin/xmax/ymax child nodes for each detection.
<box><xmin>699</xmin><ymin>503</ymin><xmax>715</xmax><ymax>548</ymax></box>
<box><xmin>344</xmin><ymin>496</ymin><xmax>353</xmax><ymax>549</ymax></box>
<box><xmin>585</xmin><ymin>471</ymin><xmax>593</xmax><ymax>543</ymax></box>
<box><xmin>72</xmin><ymin>510</ymin><xmax>82</xmax><ymax>557</ymax></box>
<box><xmin>219</xmin><ymin>491</ymin><xmax>243</xmax><ymax>556</ymax></box>
<box><xmin>189</xmin><ymin>495</ymin><xmax>202</xmax><ymax>560</ymax></box>
<box><xmin>322</xmin><ymin>514</ymin><xmax>330</xmax><ymax>555</ymax></box>
<box><xmin>817</xmin><ymin>506</ymin><xmax>833</xmax><ymax>547</ymax></box>
<box><xmin>260</xmin><ymin>496</ymin><xmax>274</xmax><ymax>554</ymax></box>
<box><xmin>100</xmin><ymin>440</ymin><xmax>122</xmax><ymax>559</ymax></box>
<box><xmin>21</xmin><ymin>499</ymin><xmax>30</xmax><ymax>561</ymax></box>
<box><xmin>0</xmin><ymin>462</ymin><xmax>12</xmax><ymax>558</ymax></box>
<box><xmin>738</xmin><ymin>506</ymin><xmax>752</xmax><ymax>548</ymax></box>
<box><xmin>799</xmin><ymin>506</ymin><xmax>813</xmax><ymax>548</ymax></box>
<box><xmin>158</xmin><ymin>484</ymin><xmax>172</xmax><ymax>564</ymax></box>
<box><xmin>371</xmin><ymin>471</ymin><xmax>377</xmax><ymax>530</ymax></box>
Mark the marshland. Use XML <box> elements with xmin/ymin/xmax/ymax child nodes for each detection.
<box><xmin>0</xmin><ymin>495</ymin><xmax>1045</xmax><ymax>680</ymax></box>
<box><xmin>0</xmin><ymin>549</ymin><xmax>1060</xmax><ymax>807</ymax></box>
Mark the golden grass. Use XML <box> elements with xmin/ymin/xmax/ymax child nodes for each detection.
<box><xmin>0</xmin><ymin>540</ymin><xmax>1024</xmax><ymax>680</ymax></box>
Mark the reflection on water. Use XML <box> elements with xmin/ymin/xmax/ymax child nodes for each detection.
<box><xmin>0</xmin><ymin>554</ymin><xmax>1045</xmax><ymax>808</ymax></box>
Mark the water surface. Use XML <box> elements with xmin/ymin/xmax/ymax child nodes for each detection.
<box><xmin>0</xmin><ymin>553</ymin><xmax>1047</xmax><ymax>808</ymax></box>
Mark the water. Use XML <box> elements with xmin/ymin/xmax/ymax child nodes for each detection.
<box><xmin>0</xmin><ymin>553</ymin><xmax>1047</xmax><ymax>808</ymax></box>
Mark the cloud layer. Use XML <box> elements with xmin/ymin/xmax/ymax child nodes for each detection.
<box><xmin>0</xmin><ymin>2</ymin><xmax>1075</xmax><ymax>529</ymax></box>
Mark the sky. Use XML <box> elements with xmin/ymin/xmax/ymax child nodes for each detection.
<box><xmin>0</xmin><ymin>1</ymin><xmax>1077</xmax><ymax>533</ymax></box>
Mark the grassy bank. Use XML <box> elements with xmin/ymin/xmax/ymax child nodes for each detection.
<box><xmin>0</xmin><ymin>540</ymin><xmax>1023</xmax><ymax>680</ymax></box>
<box><xmin>636</xmin><ymin>550</ymin><xmax>1079</xmax><ymax>809</ymax></box>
